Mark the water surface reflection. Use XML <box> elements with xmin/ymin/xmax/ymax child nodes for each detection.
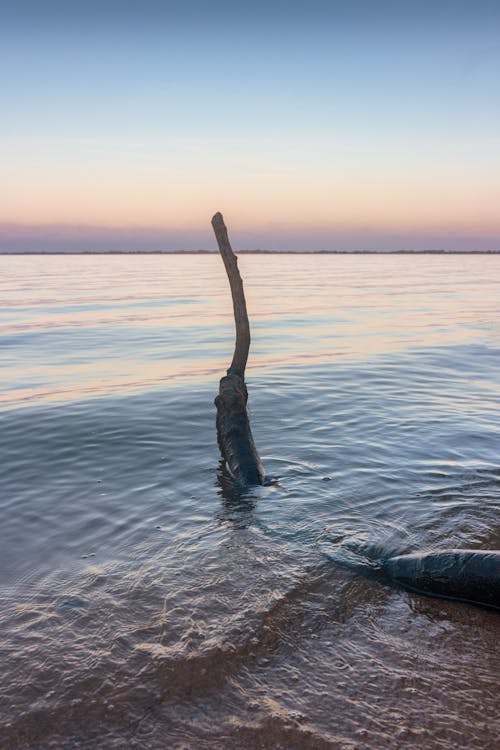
<box><xmin>0</xmin><ymin>254</ymin><xmax>499</xmax><ymax>748</ymax></box>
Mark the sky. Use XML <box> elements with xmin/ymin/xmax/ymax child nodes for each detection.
<box><xmin>1</xmin><ymin>0</ymin><xmax>500</xmax><ymax>251</ymax></box>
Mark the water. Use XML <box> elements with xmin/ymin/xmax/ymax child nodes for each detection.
<box><xmin>1</xmin><ymin>253</ymin><xmax>499</xmax><ymax>749</ymax></box>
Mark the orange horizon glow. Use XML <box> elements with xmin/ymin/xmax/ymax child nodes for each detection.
<box><xmin>3</xmin><ymin>181</ymin><xmax>500</xmax><ymax>236</ymax></box>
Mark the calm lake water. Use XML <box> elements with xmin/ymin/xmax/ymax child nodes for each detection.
<box><xmin>1</xmin><ymin>253</ymin><xmax>499</xmax><ymax>749</ymax></box>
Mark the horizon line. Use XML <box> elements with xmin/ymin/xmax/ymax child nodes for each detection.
<box><xmin>2</xmin><ymin>249</ymin><xmax>500</xmax><ymax>256</ymax></box>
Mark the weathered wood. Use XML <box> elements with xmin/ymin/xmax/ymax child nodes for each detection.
<box><xmin>384</xmin><ymin>549</ymin><xmax>500</xmax><ymax>609</ymax></box>
<box><xmin>211</xmin><ymin>212</ymin><xmax>250</xmax><ymax>376</ymax></box>
<box><xmin>212</xmin><ymin>212</ymin><xmax>265</xmax><ymax>485</ymax></box>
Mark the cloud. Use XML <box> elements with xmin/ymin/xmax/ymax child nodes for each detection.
<box><xmin>0</xmin><ymin>224</ymin><xmax>211</xmax><ymax>253</ymax></box>
<box><xmin>1</xmin><ymin>223</ymin><xmax>498</xmax><ymax>253</ymax></box>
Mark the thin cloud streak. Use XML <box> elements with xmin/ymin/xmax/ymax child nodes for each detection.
<box><xmin>1</xmin><ymin>223</ymin><xmax>498</xmax><ymax>253</ymax></box>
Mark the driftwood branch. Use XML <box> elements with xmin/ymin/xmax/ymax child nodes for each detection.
<box><xmin>212</xmin><ymin>212</ymin><xmax>265</xmax><ymax>485</ymax></box>
<box><xmin>211</xmin><ymin>212</ymin><xmax>250</xmax><ymax>376</ymax></box>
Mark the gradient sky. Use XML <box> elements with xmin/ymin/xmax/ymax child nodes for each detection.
<box><xmin>2</xmin><ymin>0</ymin><xmax>500</xmax><ymax>251</ymax></box>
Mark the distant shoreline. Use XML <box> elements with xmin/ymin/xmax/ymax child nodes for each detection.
<box><xmin>1</xmin><ymin>250</ymin><xmax>499</xmax><ymax>256</ymax></box>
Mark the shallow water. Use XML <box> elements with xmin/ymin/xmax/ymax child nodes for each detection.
<box><xmin>1</xmin><ymin>253</ymin><xmax>499</xmax><ymax>749</ymax></box>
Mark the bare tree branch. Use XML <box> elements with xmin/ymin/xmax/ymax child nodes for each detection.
<box><xmin>212</xmin><ymin>212</ymin><xmax>265</xmax><ymax>485</ymax></box>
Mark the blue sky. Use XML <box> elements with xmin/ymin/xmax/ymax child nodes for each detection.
<box><xmin>1</xmin><ymin>1</ymin><xmax>499</xmax><ymax>250</ymax></box>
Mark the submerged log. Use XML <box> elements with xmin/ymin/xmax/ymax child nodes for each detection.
<box><xmin>212</xmin><ymin>212</ymin><xmax>265</xmax><ymax>485</ymax></box>
<box><xmin>384</xmin><ymin>549</ymin><xmax>500</xmax><ymax>609</ymax></box>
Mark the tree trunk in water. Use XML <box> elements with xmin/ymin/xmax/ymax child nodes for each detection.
<box><xmin>212</xmin><ymin>212</ymin><xmax>265</xmax><ymax>485</ymax></box>
<box><xmin>384</xmin><ymin>550</ymin><xmax>500</xmax><ymax>610</ymax></box>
